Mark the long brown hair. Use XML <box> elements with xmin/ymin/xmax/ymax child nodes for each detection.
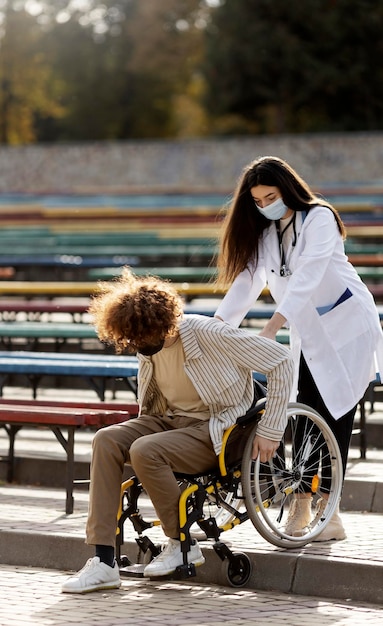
<box><xmin>216</xmin><ymin>156</ymin><xmax>346</xmax><ymax>285</ymax></box>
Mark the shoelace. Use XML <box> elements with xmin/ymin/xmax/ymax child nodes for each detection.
<box><xmin>79</xmin><ymin>558</ymin><xmax>95</xmax><ymax>573</ymax></box>
<box><xmin>152</xmin><ymin>541</ymin><xmax>179</xmax><ymax>562</ymax></box>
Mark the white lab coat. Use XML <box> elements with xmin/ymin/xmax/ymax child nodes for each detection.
<box><xmin>215</xmin><ymin>206</ymin><xmax>383</xmax><ymax>419</ymax></box>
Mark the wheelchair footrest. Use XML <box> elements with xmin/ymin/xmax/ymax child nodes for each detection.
<box><xmin>119</xmin><ymin>563</ymin><xmax>146</xmax><ymax>578</ymax></box>
<box><xmin>175</xmin><ymin>562</ymin><xmax>197</xmax><ymax>579</ymax></box>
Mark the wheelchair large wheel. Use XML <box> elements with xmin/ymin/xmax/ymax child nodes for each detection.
<box><xmin>241</xmin><ymin>402</ymin><xmax>343</xmax><ymax>549</ymax></box>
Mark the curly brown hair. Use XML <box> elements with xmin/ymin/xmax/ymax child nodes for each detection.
<box><xmin>88</xmin><ymin>267</ymin><xmax>184</xmax><ymax>353</ymax></box>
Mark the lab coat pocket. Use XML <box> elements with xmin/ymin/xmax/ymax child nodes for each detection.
<box><xmin>320</xmin><ymin>296</ymin><xmax>369</xmax><ymax>351</ymax></box>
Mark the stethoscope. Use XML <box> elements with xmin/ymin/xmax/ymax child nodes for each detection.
<box><xmin>275</xmin><ymin>213</ymin><xmax>297</xmax><ymax>277</ymax></box>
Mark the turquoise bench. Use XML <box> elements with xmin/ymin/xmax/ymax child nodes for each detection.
<box><xmin>0</xmin><ymin>321</ymin><xmax>98</xmax><ymax>351</ymax></box>
<box><xmin>356</xmin><ymin>267</ymin><xmax>383</xmax><ymax>281</ymax></box>
<box><xmin>0</xmin><ymin>313</ymin><xmax>290</xmax><ymax>351</ymax></box>
<box><xmin>87</xmin><ymin>266</ymin><xmax>218</xmax><ymax>282</ymax></box>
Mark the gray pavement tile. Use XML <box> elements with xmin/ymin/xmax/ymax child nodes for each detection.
<box><xmin>1</xmin><ymin>565</ymin><xmax>383</xmax><ymax>626</ymax></box>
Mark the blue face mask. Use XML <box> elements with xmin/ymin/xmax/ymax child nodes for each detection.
<box><xmin>255</xmin><ymin>197</ymin><xmax>288</xmax><ymax>220</ymax></box>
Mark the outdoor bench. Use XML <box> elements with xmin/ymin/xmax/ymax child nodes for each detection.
<box><xmin>0</xmin><ymin>352</ymin><xmax>140</xmax><ymax>399</ymax></box>
<box><xmin>0</xmin><ymin>280</ymin><xmax>255</xmax><ymax>300</ymax></box>
<box><xmin>88</xmin><ymin>263</ymin><xmax>383</xmax><ymax>284</ymax></box>
<box><xmin>347</xmin><ymin>254</ymin><xmax>383</xmax><ymax>267</ymax></box>
<box><xmin>0</xmin><ymin>300</ymin><xmax>90</xmax><ymax>322</ymax></box>
<box><xmin>0</xmin><ymin>273</ymin><xmax>381</xmax><ymax>301</ymax></box>
<box><xmin>87</xmin><ymin>266</ymin><xmax>218</xmax><ymax>282</ymax></box>
<box><xmin>0</xmin><ymin>402</ymin><xmax>131</xmax><ymax>514</ymax></box>
<box><xmin>0</xmin><ymin>300</ymin><xmax>279</xmax><ymax>326</ymax></box>
<box><xmin>0</xmin><ymin>320</ymin><xmax>99</xmax><ymax>351</ymax></box>
<box><xmin>0</xmin><ymin>318</ymin><xmax>290</xmax><ymax>354</ymax></box>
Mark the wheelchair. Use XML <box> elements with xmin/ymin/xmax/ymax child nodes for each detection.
<box><xmin>115</xmin><ymin>381</ymin><xmax>343</xmax><ymax>587</ymax></box>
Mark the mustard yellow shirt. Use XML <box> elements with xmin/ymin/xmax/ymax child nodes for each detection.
<box><xmin>152</xmin><ymin>335</ymin><xmax>210</xmax><ymax>420</ymax></box>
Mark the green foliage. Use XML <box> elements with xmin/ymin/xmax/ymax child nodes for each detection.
<box><xmin>0</xmin><ymin>0</ymin><xmax>207</xmax><ymax>143</ymax></box>
<box><xmin>0</xmin><ymin>5</ymin><xmax>66</xmax><ymax>144</ymax></box>
<box><xmin>202</xmin><ymin>0</ymin><xmax>383</xmax><ymax>133</ymax></box>
<box><xmin>1</xmin><ymin>0</ymin><xmax>383</xmax><ymax>142</ymax></box>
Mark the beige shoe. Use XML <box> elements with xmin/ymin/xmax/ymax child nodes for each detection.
<box><xmin>284</xmin><ymin>497</ymin><xmax>312</xmax><ymax>536</ymax></box>
<box><xmin>313</xmin><ymin>500</ymin><xmax>346</xmax><ymax>542</ymax></box>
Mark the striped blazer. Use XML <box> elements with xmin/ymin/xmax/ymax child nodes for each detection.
<box><xmin>137</xmin><ymin>314</ymin><xmax>294</xmax><ymax>454</ymax></box>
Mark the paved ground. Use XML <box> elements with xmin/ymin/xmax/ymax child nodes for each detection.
<box><xmin>1</xmin><ymin>445</ymin><xmax>383</xmax><ymax>610</ymax></box>
<box><xmin>1</xmin><ymin>565</ymin><xmax>383</xmax><ymax>626</ymax></box>
<box><xmin>1</xmin><ymin>389</ymin><xmax>383</xmax><ymax>622</ymax></box>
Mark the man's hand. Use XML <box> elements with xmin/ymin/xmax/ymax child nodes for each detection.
<box><xmin>252</xmin><ymin>434</ymin><xmax>280</xmax><ymax>463</ymax></box>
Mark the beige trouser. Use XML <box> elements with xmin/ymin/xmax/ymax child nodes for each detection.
<box><xmin>86</xmin><ymin>414</ymin><xmax>218</xmax><ymax>547</ymax></box>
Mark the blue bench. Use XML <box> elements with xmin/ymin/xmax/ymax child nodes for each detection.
<box><xmin>0</xmin><ymin>352</ymin><xmax>139</xmax><ymax>400</ymax></box>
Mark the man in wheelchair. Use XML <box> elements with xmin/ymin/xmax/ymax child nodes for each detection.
<box><xmin>62</xmin><ymin>268</ymin><xmax>294</xmax><ymax>593</ymax></box>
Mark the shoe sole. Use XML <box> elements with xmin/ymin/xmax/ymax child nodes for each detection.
<box><xmin>283</xmin><ymin>527</ymin><xmax>311</xmax><ymax>537</ymax></box>
<box><xmin>313</xmin><ymin>535</ymin><xmax>346</xmax><ymax>542</ymax></box>
<box><xmin>62</xmin><ymin>581</ymin><xmax>121</xmax><ymax>594</ymax></box>
<box><xmin>144</xmin><ymin>556</ymin><xmax>205</xmax><ymax>578</ymax></box>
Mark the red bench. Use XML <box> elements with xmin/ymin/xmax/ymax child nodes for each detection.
<box><xmin>0</xmin><ymin>401</ymin><xmax>137</xmax><ymax>514</ymax></box>
<box><xmin>0</xmin><ymin>300</ymin><xmax>89</xmax><ymax>322</ymax></box>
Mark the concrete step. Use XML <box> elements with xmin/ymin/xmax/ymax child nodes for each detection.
<box><xmin>0</xmin><ymin>484</ymin><xmax>382</xmax><ymax>605</ymax></box>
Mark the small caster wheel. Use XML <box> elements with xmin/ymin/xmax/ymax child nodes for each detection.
<box><xmin>222</xmin><ymin>552</ymin><xmax>252</xmax><ymax>587</ymax></box>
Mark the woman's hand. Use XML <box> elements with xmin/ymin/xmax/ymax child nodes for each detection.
<box><xmin>252</xmin><ymin>434</ymin><xmax>280</xmax><ymax>463</ymax></box>
<box><xmin>258</xmin><ymin>328</ymin><xmax>277</xmax><ymax>341</ymax></box>
<box><xmin>214</xmin><ymin>315</ymin><xmax>224</xmax><ymax>322</ymax></box>
<box><xmin>258</xmin><ymin>312</ymin><xmax>287</xmax><ymax>342</ymax></box>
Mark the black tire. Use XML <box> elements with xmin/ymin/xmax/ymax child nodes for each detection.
<box><xmin>222</xmin><ymin>552</ymin><xmax>252</xmax><ymax>587</ymax></box>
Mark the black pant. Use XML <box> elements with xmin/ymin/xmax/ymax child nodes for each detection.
<box><xmin>296</xmin><ymin>354</ymin><xmax>357</xmax><ymax>490</ymax></box>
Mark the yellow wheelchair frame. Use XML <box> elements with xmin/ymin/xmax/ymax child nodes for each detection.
<box><xmin>115</xmin><ymin>387</ymin><xmax>343</xmax><ymax>587</ymax></box>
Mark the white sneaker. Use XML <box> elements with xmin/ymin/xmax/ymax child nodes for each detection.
<box><xmin>144</xmin><ymin>538</ymin><xmax>205</xmax><ymax>578</ymax></box>
<box><xmin>61</xmin><ymin>557</ymin><xmax>121</xmax><ymax>594</ymax></box>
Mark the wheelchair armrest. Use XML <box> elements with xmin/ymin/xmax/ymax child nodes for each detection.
<box><xmin>236</xmin><ymin>398</ymin><xmax>266</xmax><ymax>426</ymax></box>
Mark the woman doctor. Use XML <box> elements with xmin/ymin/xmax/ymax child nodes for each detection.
<box><xmin>215</xmin><ymin>156</ymin><xmax>383</xmax><ymax>541</ymax></box>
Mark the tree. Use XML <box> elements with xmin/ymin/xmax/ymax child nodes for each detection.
<box><xmin>0</xmin><ymin>0</ymin><xmax>212</xmax><ymax>142</ymax></box>
<box><xmin>26</xmin><ymin>0</ymin><xmax>210</xmax><ymax>141</ymax></box>
<box><xmin>0</xmin><ymin>3</ymin><xmax>65</xmax><ymax>144</ymax></box>
<box><xmin>201</xmin><ymin>0</ymin><xmax>383</xmax><ymax>133</ymax></box>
